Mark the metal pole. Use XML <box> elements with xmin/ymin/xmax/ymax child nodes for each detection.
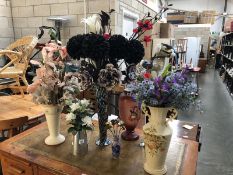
<box><xmin>84</xmin><ymin>0</ymin><xmax>87</xmax><ymax>34</ymax></box>
<box><xmin>222</xmin><ymin>0</ymin><xmax>228</xmax><ymax>31</ymax></box>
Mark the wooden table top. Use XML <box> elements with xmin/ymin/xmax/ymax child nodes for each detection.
<box><xmin>0</xmin><ymin>95</ymin><xmax>44</xmax><ymax>120</ymax></box>
<box><xmin>0</xmin><ymin>119</ymin><xmax>199</xmax><ymax>175</ymax></box>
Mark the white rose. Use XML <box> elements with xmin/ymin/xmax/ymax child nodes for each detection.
<box><xmin>66</xmin><ymin>113</ymin><xmax>76</xmax><ymax>121</ymax></box>
<box><xmin>82</xmin><ymin>116</ymin><xmax>92</xmax><ymax>126</ymax></box>
<box><xmin>80</xmin><ymin>99</ymin><xmax>90</xmax><ymax>106</ymax></box>
<box><xmin>70</xmin><ymin>102</ymin><xmax>80</xmax><ymax>112</ymax></box>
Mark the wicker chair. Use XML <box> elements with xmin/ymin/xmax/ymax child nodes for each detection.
<box><xmin>0</xmin><ymin>36</ymin><xmax>38</xmax><ymax>96</ymax></box>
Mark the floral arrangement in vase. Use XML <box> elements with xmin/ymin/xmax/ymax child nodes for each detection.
<box><xmin>65</xmin><ymin>7</ymin><xmax>170</xmax><ymax>146</ymax></box>
<box><xmin>106</xmin><ymin>119</ymin><xmax>125</xmax><ymax>159</ymax></box>
<box><xmin>27</xmin><ymin>42</ymin><xmax>83</xmax><ymax>105</ymax></box>
<box><xmin>27</xmin><ymin>42</ymin><xmax>91</xmax><ymax>146</ymax></box>
<box><xmin>127</xmin><ymin>64</ymin><xmax>200</xmax><ymax>175</ymax></box>
<box><xmin>128</xmin><ymin>65</ymin><xmax>198</xmax><ymax>109</ymax></box>
<box><xmin>65</xmin><ymin>99</ymin><xmax>94</xmax><ymax>155</ymax></box>
<box><xmin>65</xmin><ymin>99</ymin><xmax>93</xmax><ymax>133</ymax></box>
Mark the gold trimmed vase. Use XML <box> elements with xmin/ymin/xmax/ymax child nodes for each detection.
<box><xmin>143</xmin><ymin>106</ymin><xmax>177</xmax><ymax>175</ymax></box>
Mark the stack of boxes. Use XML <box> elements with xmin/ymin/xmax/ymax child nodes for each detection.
<box><xmin>184</xmin><ymin>11</ymin><xmax>198</xmax><ymax>24</ymax></box>
<box><xmin>166</xmin><ymin>10</ymin><xmax>217</xmax><ymax>25</ymax></box>
<box><xmin>199</xmin><ymin>10</ymin><xmax>217</xmax><ymax>24</ymax></box>
<box><xmin>167</xmin><ymin>12</ymin><xmax>185</xmax><ymax>24</ymax></box>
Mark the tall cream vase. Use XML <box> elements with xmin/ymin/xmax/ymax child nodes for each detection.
<box><xmin>143</xmin><ymin>106</ymin><xmax>177</xmax><ymax>175</ymax></box>
<box><xmin>42</xmin><ymin>105</ymin><xmax>65</xmax><ymax>146</ymax></box>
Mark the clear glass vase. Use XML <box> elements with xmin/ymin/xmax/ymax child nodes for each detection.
<box><xmin>73</xmin><ymin>130</ymin><xmax>88</xmax><ymax>156</ymax></box>
<box><xmin>112</xmin><ymin>136</ymin><xmax>121</xmax><ymax>159</ymax></box>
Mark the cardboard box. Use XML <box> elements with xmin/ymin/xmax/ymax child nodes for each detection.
<box><xmin>200</xmin><ymin>10</ymin><xmax>217</xmax><ymax>17</ymax></box>
<box><xmin>167</xmin><ymin>12</ymin><xmax>185</xmax><ymax>24</ymax></box>
<box><xmin>199</xmin><ymin>10</ymin><xmax>216</xmax><ymax>24</ymax></box>
<box><xmin>160</xmin><ymin>23</ymin><xmax>175</xmax><ymax>38</ymax></box>
<box><xmin>224</xmin><ymin>18</ymin><xmax>233</xmax><ymax>32</ymax></box>
<box><xmin>199</xmin><ymin>16</ymin><xmax>215</xmax><ymax>24</ymax></box>
<box><xmin>184</xmin><ymin>11</ymin><xmax>198</xmax><ymax>24</ymax></box>
<box><xmin>198</xmin><ymin>58</ymin><xmax>207</xmax><ymax>73</ymax></box>
<box><xmin>141</xmin><ymin>23</ymin><xmax>160</xmax><ymax>60</ymax></box>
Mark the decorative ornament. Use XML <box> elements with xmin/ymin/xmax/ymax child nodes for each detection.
<box><xmin>66</xmin><ymin>35</ymin><xmax>85</xmax><ymax>59</ymax></box>
<box><xmin>98</xmin><ymin>64</ymin><xmax>121</xmax><ymax>91</ymax></box>
<box><xmin>82</xmin><ymin>34</ymin><xmax>109</xmax><ymax>62</ymax></box>
<box><xmin>125</xmin><ymin>39</ymin><xmax>145</xmax><ymax>65</ymax></box>
<box><xmin>109</xmin><ymin>35</ymin><xmax>128</xmax><ymax>64</ymax></box>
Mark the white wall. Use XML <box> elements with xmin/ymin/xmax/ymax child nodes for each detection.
<box><xmin>0</xmin><ymin>0</ymin><xmax>14</xmax><ymax>49</ymax></box>
<box><xmin>227</xmin><ymin>0</ymin><xmax>233</xmax><ymax>14</ymax></box>
<box><xmin>167</xmin><ymin>0</ymin><xmax>225</xmax><ymax>32</ymax></box>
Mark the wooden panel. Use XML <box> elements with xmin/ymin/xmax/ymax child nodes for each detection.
<box><xmin>0</xmin><ymin>120</ymin><xmax>199</xmax><ymax>175</ymax></box>
<box><xmin>37</xmin><ymin>167</ymin><xmax>59</xmax><ymax>175</ymax></box>
<box><xmin>1</xmin><ymin>153</ymin><xmax>33</xmax><ymax>175</ymax></box>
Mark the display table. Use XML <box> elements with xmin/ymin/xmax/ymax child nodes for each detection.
<box><xmin>0</xmin><ymin>119</ymin><xmax>199</xmax><ymax>175</ymax></box>
<box><xmin>0</xmin><ymin>95</ymin><xmax>44</xmax><ymax>120</ymax></box>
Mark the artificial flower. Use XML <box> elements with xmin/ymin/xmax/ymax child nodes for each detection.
<box><xmin>144</xmin><ymin>72</ymin><xmax>151</xmax><ymax>79</ymax></box>
<box><xmin>59</xmin><ymin>47</ymin><xmax>67</xmax><ymax>59</ymax></box>
<box><xmin>103</xmin><ymin>33</ymin><xmax>111</xmax><ymax>40</ymax></box>
<box><xmin>133</xmin><ymin>28</ymin><xmax>138</xmax><ymax>33</ymax></box>
<box><xmin>66</xmin><ymin>113</ymin><xmax>76</xmax><ymax>121</ymax></box>
<box><xmin>70</xmin><ymin>103</ymin><xmax>80</xmax><ymax>112</ymax></box>
<box><xmin>143</xmin><ymin>35</ymin><xmax>152</xmax><ymax>47</ymax></box>
<box><xmin>80</xmin><ymin>99</ymin><xmax>90</xmax><ymax>106</ymax></box>
<box><xmin>82</xmin><ymin>116</ymin><xmax>93</xmax><ymax>126</ymax></box>
<box><xmin>81</xmin><ymin>14</ymin><xmax>102</xmax><ymax>34</ymax></box>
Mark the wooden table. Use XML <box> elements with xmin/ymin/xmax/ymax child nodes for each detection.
<box><xmin>0</xmin><ymin>119</ymin><xmax>199</xmax><ymax>175</ymax></box>
<box><xmin>0</xmin><ymin>95</ymin><xmax>44</xmax><ymax>120</ymax></box>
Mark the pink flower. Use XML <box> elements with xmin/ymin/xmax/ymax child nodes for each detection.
<box><xmin>36</xmin><ymin>67</ymin><xmax>46</xmax><ymax>79</ymax></box>
<box><xmin>27</xmin><ymin>79</ymin><xmax>42</xmax><ymax>93</ymax></box>
<box><xmin>103</xmin><ymin>33</ymin><xmax>111</xmax><ymax>40</ymax></box>
<box><xmin>59</xmin><ymin>47</ymin><xmax>67</xmax><ymax>59</ymax></box>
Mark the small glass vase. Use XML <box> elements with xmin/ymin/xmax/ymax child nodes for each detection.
<box><xmin>112</xmin><ymin>136</ymin><xmax>121</xmax><ymax>159</ymax></box>
<box><xmin>72</xmin><ymin>130</ymin><xmax>88</xmax><ymax>156</ymax></box>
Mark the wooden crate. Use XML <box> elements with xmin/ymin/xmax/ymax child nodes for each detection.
<box><xmin>184</xmin><ymin>11</ymin><xmax>198</xmax><ymax>24</ymax></box>
<box><xmin>167</xmin><ymin>12</ymin><xmax>185</xmax><ymax>24</ymax></box>
<box><xmin>198</xmin><ymin>58</ymin><xmax>207</xmax><ymax>73</ymax></box>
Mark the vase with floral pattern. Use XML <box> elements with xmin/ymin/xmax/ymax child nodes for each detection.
<box><xmin>143</xmin><ymin>106</ymin><xmax>177</xmax><ymax>175</ymax></box>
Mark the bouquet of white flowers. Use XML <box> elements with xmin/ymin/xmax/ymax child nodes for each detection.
<box><xmin>66</xmin><ymin>99</ymin><xmax>94</xmax><ymax>133</ymax></box>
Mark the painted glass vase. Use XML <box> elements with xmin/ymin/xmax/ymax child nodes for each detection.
<box><xmin>112</xmin><ymin>136</ymin><xmax>121</xmax><ymax>159</ymax></box>
<box><xmin>96</xmin><ymin>86</ymin><xmax>111</xmax><ymax>146</ymax></box>
<box><xmin>119</xmin><ymin>94</ymin><xmax>141</xmax><ymax>141</ymax></box>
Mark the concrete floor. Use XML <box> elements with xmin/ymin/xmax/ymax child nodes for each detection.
<box><xmin>179</xmin><ymin>69</ymin><xmax>233</xmax><ymax>175</ymax></box>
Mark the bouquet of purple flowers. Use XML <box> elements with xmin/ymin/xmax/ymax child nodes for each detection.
<box><xmin>128</xmin><ymin>65</ymin><xmax>198</xmax><ymax>110</ymax></box>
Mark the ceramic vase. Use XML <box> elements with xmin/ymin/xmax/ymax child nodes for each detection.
<box><xmin>112</xmin><ymin>136</ymin><xmax>121</xmax><ymax>159</ymax></box>
<box><xmin>73</xmin><ymin>130</ymin><xmax>88</xmax><ymax>156</ymax></box>
<box><xmin>42</xmin><ymin>105</ymin><xmax>65</xmax><ymax>146</ymax></box>
<box><xmin>119</xmin><ymin>94</ymin><xmax>141</xmax><ymax>141</ymax></box>
<box><xmin>96</xmin><ymin>86</ymin><xmax>111</xmax><ymax>147</ymax></box>
<box><xmin>143</xmin><ymin>106</ymin><xmax>174</xmax><ymax>175</ymax></box>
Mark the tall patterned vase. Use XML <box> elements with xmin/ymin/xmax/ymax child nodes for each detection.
<box><xmin>42</xmin><ymin>105</ymin><xmax>65</xmax><ymax>146</ymax></box>
<box><xmin>143</xmin><ymin>106</ymin><xmax>176</xmax><ymax>175</ymax></box>
<box><xmin>96</xmin><ymin>86</ymin><xmax>111</xmax><ymax>146</ymax></box>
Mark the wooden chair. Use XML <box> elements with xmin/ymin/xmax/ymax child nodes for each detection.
<box><xmin>0</xmin><ymin>116</ymin><xmax>28</xmax><ymax>140</ymax></box>
<box><xmin>0</xmin><ymin>36</ymin><xmax>38</xmax><ymax>96</ymax></box>
<box><xmin>176</xmin><ymin>39</ymin><xmax>188</xmax><ymax>65</ymax></box>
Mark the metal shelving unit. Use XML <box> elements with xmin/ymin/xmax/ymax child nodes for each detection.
<box><xmin>219</xmin><ymin>32</ymin><xmax>233</xmax><ymax>97</ymax></box>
